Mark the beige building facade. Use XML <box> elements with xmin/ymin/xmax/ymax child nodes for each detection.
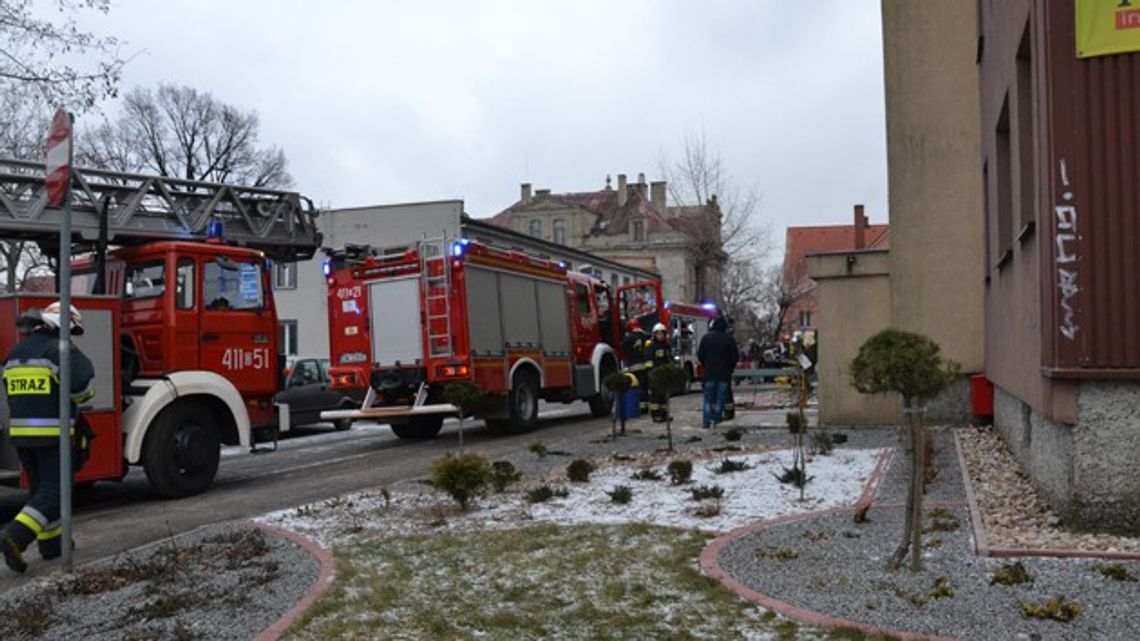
<box><xmin>807</xmin><ymin>250</ymin><xmax>896</xmax><ymax>425</ymax></box>
<box><xmin>486</xmin><ymin>174</ymin><xmax>723</xmax><ymax>305</ymax></box>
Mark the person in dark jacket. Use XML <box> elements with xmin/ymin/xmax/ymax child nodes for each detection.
<box><xmin>696</xmin><ymin>315</ymin><xmax>738</xmax><ymax>428</ymax></box>
<box><xmin>2</xmin><ymin>301</ymin><xmax>95</xmax><ymax>574</ymax></box>
<box><xmin>620</xmin><ymin>320</ymin><xmax>648</xmax><ymax>369</ymax></box>
<box><xmin>644</xmin><ymin>322</ymin><xmax>673</xmax><ymax>422</ymax></box>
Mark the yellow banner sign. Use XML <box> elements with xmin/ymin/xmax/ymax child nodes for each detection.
<box><xmin>1076</xmin><ymin>0</ymin><xmax>1140</xmax><ymax>58</ymax></box>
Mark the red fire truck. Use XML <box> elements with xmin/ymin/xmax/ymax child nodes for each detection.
<box><xmin>666</xmin><ymin>301</ymin><xmax>721</xmax><ymax>388</ymax></box>
<box><xmin>0</xmin><ymin>158</ymin><xmax>321</xmax><ymax>498</ymax></box>
<box><xmin>323</xmin><ymin>238</ymin><xmax>667</xmax><ymax>437</ymax></box>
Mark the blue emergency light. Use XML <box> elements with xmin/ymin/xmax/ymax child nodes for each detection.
<box><xmin>207</xmin><ymin>219</ymin><xmax>225</xmax><ymax>239</ymax></box>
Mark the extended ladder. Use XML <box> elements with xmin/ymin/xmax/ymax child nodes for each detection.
<box><xmin>419</xmin><ymin>237</ymin><xmax>454</xmax><ymax>358</ymax></box>
<box><xmin>0</xmin><ymin>157</ymin><xmax>322</xmax><ymax>261</ymax></box>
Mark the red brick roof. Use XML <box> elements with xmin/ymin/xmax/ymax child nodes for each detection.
<box><xmin>783</xmin><ymin>223</ymin><xmax>890</xmax><ymax>278</ymax></box>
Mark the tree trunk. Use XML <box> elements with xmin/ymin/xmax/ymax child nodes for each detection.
<box><xmin>886</xmin><ymin>400</ymin><xmax>917</xmax><ymax>570</ymax></box>
<box><xmin>909</xmin><ymin>416</ymin><xmax>927</xmax><ymax>571</ymax></box>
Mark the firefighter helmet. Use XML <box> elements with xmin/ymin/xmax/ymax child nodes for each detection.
<box><xmin>652</xmin><ymin>322</ymin><xmax>667</xmax><ymax>334</ymax></box>
<box><xmin>41</xmin><ymin>301</ymin><xmax>85</xmax><ymax>335</ymax></box>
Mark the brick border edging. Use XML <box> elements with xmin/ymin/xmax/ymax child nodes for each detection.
<box><xmin>250</xmin><ymin>521</ymin><xmax>337</xmax><ymax>641</ymax></box>
<box><xmin>952</xmin><ymin>429</ymin><xmax>1140</xmax><ymax>562</ymax></box>
<box><xmin>699</xmin><ymin>505</ymin><xmax>961</xmax><ymax>641</ymax></box>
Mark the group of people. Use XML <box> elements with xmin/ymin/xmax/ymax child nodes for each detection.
<box><xmin>620</xmin><ymin>313</ymin><xmax>739</xmax><ymax>429</ymax></box>
<box><xmin>2</xmin><ymin>301</ymin><xmax>95</xmax><ymax>575</ymax></box>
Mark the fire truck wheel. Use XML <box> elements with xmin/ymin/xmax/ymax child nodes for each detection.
<box><xmin>508</xmin><ymin>370</ymin><xmax>540</xmax><ymax>432</ymax></box>
<box><xmin>390</xmin><ymin>416</ymin><xmax>444</xmax><ymax>440</ymax></box>
<box><xmin>587</xmin><ymin>361</ymin><xmax>617</xmax><ymax>418</ymax></box>
<box><xmin>142</xmin><ymin>401</ymin><xmax>220</xmax><ymax>498</ymax></box>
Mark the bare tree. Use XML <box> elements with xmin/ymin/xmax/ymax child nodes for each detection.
<box><xmin>79</xmin><ymin>84</ymin><xmax>293</xmax><ymax>188</ymax></box>
<box><xmin>0</xmin><ymin>86</ymin><xmax>53</xmax><ymax>291</ymax></box>
<box><xmin>661</xmin><ymin>130</ymin><xmax>770</xmax><ymax>303</ymax></box>
<box><xmin>0</xmin><ymin>0</ymin><xmax>126</xmax><ymax>110</ymax></box>
<box><xmin>757</xmin><ymin>262</ymin><xmax>812</xmax><ymax>341</ymax></box>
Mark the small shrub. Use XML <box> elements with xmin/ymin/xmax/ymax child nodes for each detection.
<box><xmin>566</xmin><ymin>459</ymin><xmax>596</xmax><ymax>483</ymax></box>
<box><xmin>991</xmin><ymin>561</ymin><xmax>1034</xmax><ymax>586</ymax></box>
<box><xmin>809</xmin><ymin>431</ymin><xmax>834</xmax><ymax>455</ymax></box>
<box><xmin>924</xmin><ymin>508</ymin><xmax>961</xmax><ymax>533</ymax></box>
<box><xmin>723</xmin><ymin>427</ymin><xmax>744</xmax><ymax>442</ymax></box>
<box><xmin>775</xmin><ymin>466</ymin><xmax>813</xmax><ymax>487</ymax></box>
<box><xmin>667</xmin><ymin>459</ymin><xmax>693</xmax><ymax>485</ymax></box>
<box><xmin>603</xmin><ymin>372</ymin><xmax>633</xmax><ymax>393</ymax></box>
<box><xmin>831</xmin><ymin>432</ymin><xmax>849</xmax><ymax>444</ymax></box>
<box><xmin>756</xmin><ymin>547</ymin><xmax>799</xmax><ymax>561</ymax></box>
<box><xmin>630</xmin><ymin>468</ymin><xmax>662</xmax><ymax>481</ymax></box>
<box><xmin>1094</xmin><ymin>562</ymin><xmax>1138</xmax><ymax>582</ymax></box>
<box><xmin>429</xmin><ymin>452</ymin><xmax>491</xmax><ymax>511</ymax></box>
<box><xmin>690</xmin><ymin>484</ymin><xmax>725</xmax><ymax>502</ymax></box>
<box><xmin>713</xmin><ymin>458</ymin><xmax>752</xmax><ymax>474</ymax></box>
<box><xmin>525</xmin><ymin>485</ymin><xmax>568</xmax><ymax>504</ymax></box>
<box><xmin>606</xmin><ymin>485</ymin><xmax>633</xmax><ymax>504</ymax></box>
<box><xmin>490</xmin><ymin>460</ymin><xmax>522</xmax><ymax>492</ymax></box>
<box><xmin>529</xmin><ymin>442</ymin><xmax>549</xmax><ymax>458</ymax></box>
<box><xmin>1021</xmin><ymin>595</ymin><xmax>1082</xmax><ymax>622</ymax></box>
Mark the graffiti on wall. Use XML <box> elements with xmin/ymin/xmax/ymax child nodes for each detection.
<box><xmin>1055</xmin><ymin>159</ymin><xmax>1079</xmax><ymax>341</ymax></box>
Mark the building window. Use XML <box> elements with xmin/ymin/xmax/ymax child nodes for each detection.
<box><xmin>1015</xmin><ymin>21</ymin><xmax>1034</xmax><ymax>236</ymax></box>
<box><xmin>995</xmin><ymin>95</ymin><xmax>1012</xmax><ymax>266</ymax></box>
<box><xmin>799</xmin><ymin>310</ymin><xmax>812</xmax><ymax>328</ymax></box>
<box><xmin>279</xmin><ymin>320</ymin><xmax>298</xmax><ymax>357</ymax></box>
<box><xmin>274</xmin><ymin>261</ymin><xmax>297</xmax><ymax>289</ymax></box>
<box><xmin>553</xmin><ymin>219</ymin><xmax>566</xmax><ymax>245</ymax></box>
<box><xmin>632</xmin><ymin>219</ymin><xmax>645</xmax><ymax>242</ymax></box>
<box><xmin>529</xmin><ymin>219</ymin><xmax>542</xmax><ymax>239</ymax></box>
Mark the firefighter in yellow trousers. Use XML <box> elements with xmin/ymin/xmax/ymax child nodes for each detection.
<box><xmin>2</xmin><ymin>302</ymin><xmax>95</xmax><ymax>574</ymax></box>
<box><xmin>644</xmin><ymin>322</ymin><xmax>673</xmax><ymax>422</ymax></box>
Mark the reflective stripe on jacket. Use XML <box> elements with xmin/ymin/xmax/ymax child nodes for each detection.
<box><xmin>2</xmin><ymin>330</ymin><xmax>96</xmax><ymax>448</ymax></box>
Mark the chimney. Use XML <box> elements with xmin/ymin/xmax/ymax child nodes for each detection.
<box><xmin>853</xmin><ymin>204</ymin><xmax>867</xmax><ymax>249</ymax></box>
<box><xmin>650</xmin><ymin>181</ymin><xmax>667</xmax><ymax>212</ymax></box>
<box><xmin>536</xmin><ymin>188</ymin><xmax>551</xmax><ymax>197</ymax></box>
<box><xmin>617</xmin><ymin>174</ymin><xmax>628</xmax><ymax>207</ymax></box>
<box><xmin>520</xmin><ymin>183</ymin><xmax>532</xmax><ymax>204</ymax></box>
<box><xmin>636</xmin><ymin>172</ymin><xmax>647</xmax><ymax>198</ymax></box>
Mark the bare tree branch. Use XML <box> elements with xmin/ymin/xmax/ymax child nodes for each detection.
<box><xmin>78</xmin><ymin>84</ymin><xmax>294</xmax><ymax>188</ymax></box>
<box><xmin>0</xmin><ymin>0</ymin><xmax>126</xmax><ymax>110</ymax></box>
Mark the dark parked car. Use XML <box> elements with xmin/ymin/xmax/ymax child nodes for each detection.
<box><xmin>276</xmin><ymin>358</ymin><xmax>354</xmax><ymax>431</ymax></box>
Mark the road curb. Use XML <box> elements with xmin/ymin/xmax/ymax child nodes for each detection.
<box><xmin>251</xmin><ymin>521</ymin><xmax>336</xmax><ymax>641</ymax></box>
<box><xmin>953</xmin><ymin>429</ymin><xmax>1140</xmax><ymax>561</ymax></box>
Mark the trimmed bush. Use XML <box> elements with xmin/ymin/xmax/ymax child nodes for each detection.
<box><xmin>690</xmin><ymin>484</ymin><xmax>724</xmax><ymax>502</ymax></box>
<box><xmin>606</xmin><ymin>485</ymin><xmax>633</xmax><ymax>504</ymax></box>
<box><xmin>525</xmin><ymin>485</ymin><xmax>568</xmax><ymax>504</ymax></box>
<box><xmin>566</xmin><ymin>459</ymin><xmax>596</xmax><ymax>483</ymax></box>
<box><xmin>666</xmin><ymin>460</ymin><xmax>693</xmax><ymax>485</ymax></box>
<box><xmin>490</xmin><ymin>460</ymin><xmax>522</xmax><ymax>493</ymax></box>
<box><xmin>430</xmin><ymin>453</ymin><xmax>491</xmax><ymax>511</ymax></box>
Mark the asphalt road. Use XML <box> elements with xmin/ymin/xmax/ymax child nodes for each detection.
<box><xmin>0</xmin><ymin>400</ymin><xmax>607</xmax><ymax>594</ymax></box>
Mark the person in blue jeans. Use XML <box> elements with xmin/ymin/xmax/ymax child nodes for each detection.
<box><xmin>696</xmin><ymin>316</ymin><xmax>738</xmax><ymax>428</ymax></box>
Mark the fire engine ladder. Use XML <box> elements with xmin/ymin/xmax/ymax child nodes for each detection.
<box><xmin>0</xmin><ymin>157</ymin><xmax>322</xmax><ymax>261</ymax></box>
<box><xmin>419</xmin><ymin>237</ymin><xmax>455</xmax><ymax>360</ymax></box>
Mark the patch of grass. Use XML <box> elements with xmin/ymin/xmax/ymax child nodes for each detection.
<box><xmin>1021</xmin><ymin>595</ymin><xmax>1082</xmax><ymax>622</ymax></box>
<box><xmin>991</xmin><ymin>561</ymin><xmax>1034</xmax><ymax>586</ymax></box>
<box><xmin>0</xmin><ymin>594</ymin><xmax>61</xmax><ymax>638</ymax></box>
<box><xmin>667</xmin><ymin>459</ymin><xmax>693</xmax><ymax>485</ymax></box>
<box><xmin>756</xmin><ymin>547</ymin><xmax>799</xmax><ymax>561</ymax></box>
<box><xmin>289</xmin><ymin>524</ymin><xmax>777</xmax><ymax>639</ymax></box>
<box><xmin>774</xmin><ymin>619</ymin><xmax>799</xmax><ymax>640</ymax></box>
<box><xmin>895</xmin><ymin>576</ymin><xmax>955</xmax><ymax>607</ymax></box>
<box><xmin>723</xmin><ymin>427</ymin><xmax>744</xmax><ymax>442</ymax></box>
<box><xmin>1093</xmin><ymin>562</ymin><xmax>1138</xmax><ymax>582</ymax></box>
<box><xmin>525</xmin><ymin>485</ymin><xmax>568</xmax><ymax>504</ymax></box>
<box><xmin>606</xmin><ymin>485</ymin><xmax>633</xmax><ymax>504</ymax></box>
<box><xmin>630</xmin><ymin>468</ymin><xmax>662</xmax><ymax>481</ymax></box>
<box><xmin>924</xmin><ymin>507</ymin><xmax>961</xmax><ymax>533</ymax></box>
<box><xmin>566</xmin><ymin>459</ymin><xmax>596</xmax><ymax>482</ymax></box>
<box><xmin>712</xmin><ymin>458</ymin><xmax>753</xmax><ymax>474</ymax></box>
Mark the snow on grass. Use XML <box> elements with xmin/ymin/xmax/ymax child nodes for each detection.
<box><xmin>257</xmin><ymin>447</ymin><xmax>887</xmax><ymax>548</ymax></box>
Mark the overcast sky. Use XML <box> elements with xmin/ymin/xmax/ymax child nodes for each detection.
<box><xmin>89</xmin><ymin>0</ymin><xmax>888</xmax><ymax>257</ymax></box>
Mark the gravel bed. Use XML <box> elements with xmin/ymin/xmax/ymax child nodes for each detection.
<box><xmin>873</xmin><ymin>427</ymin><xmax>966</xmax><ymax>504</ymax></box>
<box><xmin>0</xmin><ymin>521</ymin><xmax>319</xmax><ymax>641</ymax></box>
<box><xmin>958</xmin><ymin>427</ymin><xmax>1140</xmax><ymax>554</ymax></box>
<box><xmin>717</xmin><ymin>506</ymin><xmax>1140</xmax><ymax>641</ymax></box>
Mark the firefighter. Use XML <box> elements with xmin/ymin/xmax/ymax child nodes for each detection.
<box><xmin>620</xmin><ymin>320</ymin><xmax>650</xmax><ymax>415</ymax></box>
<box><xmin>2</xmin><ymin>301</ymin><xmax>96</xmax><ymax>574</ymax></box>
<box><xmin>644</xmin><ymin>322</ymin><xmax>673</xmax><ymax>423</ymax></box>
